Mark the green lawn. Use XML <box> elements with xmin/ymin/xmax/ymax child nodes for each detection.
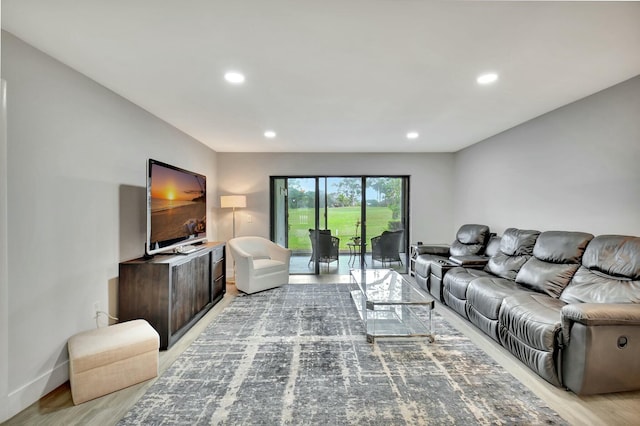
<box><xmin>287</xmin><ymin>206</ymin><xmax>394</xmax><ymax>251</ymax></box>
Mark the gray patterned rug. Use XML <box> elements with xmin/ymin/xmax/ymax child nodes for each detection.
<box><xmin>119</xmin><ymin>284</ymin><xmax>565</xmax><ymax>425</ymax></box>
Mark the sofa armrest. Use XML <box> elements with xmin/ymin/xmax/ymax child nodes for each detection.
<box><xmin>267</xmin><ymin>243</ymin><xmax>292</xmax><ymax>264</ymax></box>
<box><xmin>415</xmin><ymin>245</ymin><xmax>450</xmax><ymax>256</ymax></box>
<box><xmin>561</xmin><ymin>303</ymin><xmax>640</xmax><ymax>345</ymax></box>
<box><xmin>560</xmin><ymin>303</ymin><xmax>640</xmax><ymax>394</ymax></box>
<box><xmin>229</xmin><ymin>245</ymin><xmax>254</xmax><ymax>265</ymax></box>
<box><xmin>448</xmin><ymin>255</ymin><xmax>489</xmax><ymax>267</ymax></box>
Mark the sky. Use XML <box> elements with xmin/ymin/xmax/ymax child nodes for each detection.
<box><xmin>150</xmin><ymin>162</ymin><xmax>205</xmax><ymax>201</ymax></box>
<box><xmin>291</xmin><ymin>177</ymin><xmax>384</xmax><ymax>199</ymax></box>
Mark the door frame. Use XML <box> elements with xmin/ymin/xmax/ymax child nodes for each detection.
<box><xmin>270</xmin><ymin>175</ymin><xmax>410</xmax><ymax>274</ymax></box>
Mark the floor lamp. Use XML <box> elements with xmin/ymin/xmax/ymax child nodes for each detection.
<box><xmin>220</xmin><ymin>195</ymin><xmax>247</xmax><ymax>239</ymax></box>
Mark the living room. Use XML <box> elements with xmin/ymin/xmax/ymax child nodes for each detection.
<box><xmin>1</xmin><ymin>2</ymin><xmax>640</xmax><ymax>424</ymax></box>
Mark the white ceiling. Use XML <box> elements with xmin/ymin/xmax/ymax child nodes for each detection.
<box><xmin>2</xmin><ymin>1</ymin><xmax>640</xmax><ymax>153</ymax></box>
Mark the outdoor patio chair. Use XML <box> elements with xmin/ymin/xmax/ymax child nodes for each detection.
<box><xmin>371</xmin><ymin>229</ymin><xmax>404</xmax><ymax>267</ymax></box>
<box><xmin>308</xmin><ymin>229</ymin><xmax>340</xmax><ymax>270</ymax></box>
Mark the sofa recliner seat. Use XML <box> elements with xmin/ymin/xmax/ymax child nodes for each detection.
<box><xmin>443</xmin><ymin>228</ymin><xmax>539</xmax><ymax>320</ymax></box>
<box><xmin>414</xmin><ymin>224</ymin><xmax>491</xmax><ymax>295</ymax></box>
<box><xmin>558</xmin><ymin>235</ymin><xmax>640</xmax><ymax>394</ymax></box>
<box><xmin>442</xmin><ymin>267</ymin><xmax>493</xmax><ymax>317</ymax></box>
<box><xmin>467</xmin><ymin>277</ymin><xmax>534</xmax><ymax>342</ymax></box>
<box><xmin>496</xmin><ymin>230</ymin><xmax>594</xmax><ymax>387</ymax></box>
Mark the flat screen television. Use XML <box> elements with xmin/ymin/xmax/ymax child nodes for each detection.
<box><xmin>146</xmin><ymin>159</ymin><xmax>207</xmax><ymax>255</ymax></box>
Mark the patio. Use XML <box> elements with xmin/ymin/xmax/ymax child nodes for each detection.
<box><xmin>289</xmin><ymin>251</ymin><xmax>408</xmax><ymax>275</ymax></box>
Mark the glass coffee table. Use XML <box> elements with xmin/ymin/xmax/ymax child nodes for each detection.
<box><xmin>350</xmin><ymin>269</ymin><xmax>435</xmax><ymax>343</ymax></box>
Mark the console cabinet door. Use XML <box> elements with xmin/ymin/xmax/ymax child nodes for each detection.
<box><xmin>193</xmin><ymin>251</ymin><xmax>211</xmax><ymax>313</ymax></box>
<box><xmin>171</xmin><ymin>259</ymin><xmax>194</xmax><ymax>334</ymax></box>
<box><xmin>171</xmin><ymin>250</ymin><xmax>212</xmax><ymax>334</ymax></box>
<box><xmin>212</xmin><ymin>246</ymin><xmax>225</xmax><ymax>303</ymax></box>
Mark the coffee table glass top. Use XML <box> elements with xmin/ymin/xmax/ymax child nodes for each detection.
<box><xmin>350</xmin><ymin>269</ymin><xmax>434</xmax><ymax>305</ymax></box>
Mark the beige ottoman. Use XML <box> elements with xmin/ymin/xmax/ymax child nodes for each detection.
<box><xmin>68</xmin><ymin>319</ymin><xmax>159</xmax><ymax>405</ymax></box>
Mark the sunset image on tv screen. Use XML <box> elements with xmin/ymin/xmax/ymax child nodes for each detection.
<box><xmin>150</xmin><ymin>163</ymin><xmax>206</xmax><ymax>243</ymax></box>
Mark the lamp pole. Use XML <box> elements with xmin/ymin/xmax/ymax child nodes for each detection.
<box><xmin>232</xmin><ymin>206</ymin><xmax>237</xmax><ymax>238</ymax></box>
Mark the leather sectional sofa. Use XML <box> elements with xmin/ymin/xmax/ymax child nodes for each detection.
<box><xmin>415</xmin><ymin>225</ymin><xmax>640</xmax><ymax>395</ymax></box>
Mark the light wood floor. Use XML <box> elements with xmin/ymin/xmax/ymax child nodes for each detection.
<box><xmin>5</xmin><ymin>276</ymin><xmax>640</xmax><ymax>426</ymax></box>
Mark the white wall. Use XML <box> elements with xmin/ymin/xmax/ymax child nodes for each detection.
<box><xmin>216</xmin><ymin>152</ymin><xmax>457</xmax><ymax>264</ymax></box>
<box><xmin>1</xmin><ymin>5</ymin><xmax>10</xmax><ymax>419</ymax></box>
<box><xmin>1</xmin><ymin>32</ymin><xmax>218</xmax><ymax>420</ymax></box>
<box><xmin>453</xmin><ymin>75</ymin><xmax>640</xmax><ymax>237</ymax></box>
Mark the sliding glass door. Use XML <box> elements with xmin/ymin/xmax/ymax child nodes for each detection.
<box><xmin>364</xmin><ymin>177</ymin><xmax>408</xmax><ymax>271</ymax></box>
<box><xmin>271</xmin><ymin>175</ymin><xmax>409</xmax><ymax>275</ymax></box>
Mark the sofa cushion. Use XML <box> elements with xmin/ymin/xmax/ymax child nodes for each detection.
<box><xmin>485</xmin><ymin>235</ymin><xmax>502</xmax><ymax>257</ymax></box>
<box><xmin>532</xmin><ymin>231</ymin><xmax>593</xmax><ymax>264</ymax></box>
<box><xmin>444</xmin><ymin>267</ymin><xmax>493</xmax><ymax>300</ymax></box>
<box><xmin>466</xmin><ymin>276</ymin><xmax>533</xmax><ymax>342</ymax></box>
<box><xmin>561</xmin><ymin>235</ymin><xmax>640</xmax><ymax>304</ymax></box>
<box><xmin>442</xmin><ymin>267</ymin><xmax>494</xmax><ymax>319</ymax></box>
<box><xmin>516</xmin><ymin>258</ymin><xmax>579</xmax><ymax>298</ymax></box>
<box><xmin>236</xmin><ymin>240</ymin><xmax>271</xmax><ymax>259</ymax></box>
<box><xmin>253</xmin><ymin>259</ymin><xmax>287</xmax><ymax>277</ymax></box>
<box><xmin>514</xmin><ymin>231</ymin><xmax>593</xmax><ymax>298</ymax></box>
<box><xmin>486</xmin><ymin>228</ymin><xmax>539</xmax><ymax>280</ymax></box>
<box><xmin>456</xmin><ymin>224</ymin><xmax>490</xmax><ymax>245</ymax></box>
<box><xmin>450</xmin><ymin>224</ymin><xmax>490</xmax><ymax>256</ymax></box>
<box><xmin>581</xmin><ymin>235</ymin><xmax>640</xmax><ymax>280</ymax></box>
<box><xmin>487</xmin><ymin>253</ymin><xmax>530</xmax><ymax>281</ymax></box>
<box><xmin>467</xmin><ymin>277</ymin><xmax>532</xmax><ymax>322</ymax></box>
<box><xmin>560</xmin><ymin>266</ymin><xmax>640</xmax><ymax>304</ymax></box>
<box><xmin>499</xmin><ymin>228</ymin><xmax>540</xmax><ymax>256</ymax></box>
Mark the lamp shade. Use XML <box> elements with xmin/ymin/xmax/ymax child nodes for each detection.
<box><xmin>220</xmin><ymin>195</ymin><xmax>247</xmax><ymax>208</ymax></box>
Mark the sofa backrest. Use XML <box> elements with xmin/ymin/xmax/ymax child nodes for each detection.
<box><xmin>561</xmin><ymin>235</ymin><xmax>640</xmax><ymax>304</ymax></box>
<box><xmin>229</xmin><ymin>236</ymin><xmax>272</xmax><ymax>259</ymax></box>
<box><xmin>450</xmin><ymin>224</ymin><xmax>491</xmax><ymax>256</ymax></box>
<box><xmin>485</xmin><ymin>228</ymin><xmax>540</xmax><ymax>280</ymax></box>
<box><xmin>515</xmin><ymin>231</ymin><xmax>594</xmax><ymax>298</ymax></box>
<box><xmin>485</xmin><ymin>235</ymin><xmax>502</xmax><ymax>257</ymax></box>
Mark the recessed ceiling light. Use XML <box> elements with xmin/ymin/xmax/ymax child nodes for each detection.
<box><xmin>406</xmin><ymin>132</ymin><xmax>419</xmax><ymax>140</ymax></box>
<box><xmin>224</xmin><ymin>71</ymin><xmax>245</xmax><ymax>84</ymax></box>
<box><xmin>477</xmin><ymin>73</ymin><xmax>498</xmax><ymax>85</ymax></box>
<box><xmin>264</xmin><ymin>130</ymin><xmax>276</xmax><ymax>139</ymax></box>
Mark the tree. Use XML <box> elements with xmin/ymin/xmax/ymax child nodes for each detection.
<box><xmin>368</xmin><ymin>178</ymin><xmax>402</xmax><ymax>219</ymax></box>
<box><xmin>287</xmin><ymin>179</ymin><xmax>315</xmax><ymax>209</ymax></box>
<box><xmin>333</xmin><ymin>178</ymin><xmax>361</xmax><ymax>207</ymax></box>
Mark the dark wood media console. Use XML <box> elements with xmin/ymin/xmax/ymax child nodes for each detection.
<box><xmin>118</xmin><ymin>242</ymin><xmax>226</xmax><ymax>349</ymax></box>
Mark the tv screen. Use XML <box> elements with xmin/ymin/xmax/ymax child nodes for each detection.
<box><xmin>146</xmin><ymin>159</ymin><xmax>207</xmax><ymax>255</ymax></box>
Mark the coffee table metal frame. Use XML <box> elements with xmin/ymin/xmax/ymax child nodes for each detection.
<box><xmin>350</xmin><ymin>269</ymin><xmax>435</xmax><ymax>343</ymax></box>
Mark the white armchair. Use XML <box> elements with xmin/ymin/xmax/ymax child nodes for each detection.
<box><xmin>228</xmin><ymin>236</ymin><xmax>292</xmax><ymax>294</ymax></box>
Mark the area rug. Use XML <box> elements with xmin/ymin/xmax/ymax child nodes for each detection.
<box><xmin>119</xmin><ymin>284</ymin><xmax>566</xmax><ymax>425</ymax></box>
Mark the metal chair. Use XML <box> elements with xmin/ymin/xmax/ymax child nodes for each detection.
<box><xmin>371</xmin><ymin>230</ymin><xmax>404</xmax><ymax>267</ymax></box>
<box><xmin>308</xmin><ymin>229</ymin><xmax>340</xmax><ymax>270</ymax></box>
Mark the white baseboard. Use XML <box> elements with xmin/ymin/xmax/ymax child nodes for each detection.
<box><xmin>6</xmin><ymin>360</ymin><xmax>69</xmax><ymax>421</ymax></box>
